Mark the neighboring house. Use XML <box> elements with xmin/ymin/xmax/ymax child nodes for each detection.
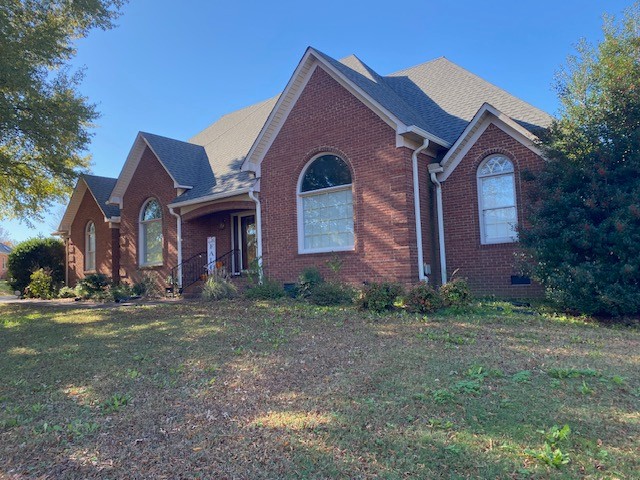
<box><xmin>0</xmin><ymin>243</ymin><xmax>11</xmax><ymax>279</ymax></box>
<box><xmin>55</xmin><ymin>47</ymin><xmax>552</xmax><ymax>297</ymax></box>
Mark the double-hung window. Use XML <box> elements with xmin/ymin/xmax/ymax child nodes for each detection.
<box><xmin>298</xmin><ymin>154</ymin><xmax>354</xmax><ymax>253</ymax></box>
<box><xmin>477</xmin><ymin>155</ymin><xmax>518</xmax><ymax>244</ymax></box>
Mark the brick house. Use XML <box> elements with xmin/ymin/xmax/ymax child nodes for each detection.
<box><xmin>56</xmin><ymin>47</ymin><xmax>551</xmax><ymax>297</ymax></box>
<box><xmin>0</xmin><ymin>243</ymin><xmax>11</xmax><ymax>280</ymax></box>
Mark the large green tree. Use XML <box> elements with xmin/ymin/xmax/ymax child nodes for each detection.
<box><xmin>0</xmin><ymin>0</ymin><xmax>125</xmax><ymax>223</ymax></box>
<box><xmin>521</xmin><ymin>3</ymin><xmax>640</xmax><ymax>317</ymax></box>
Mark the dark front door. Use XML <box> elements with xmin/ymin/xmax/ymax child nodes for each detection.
<box><xmin>233</xmin><ymin>214</ymin><xmax>256</xmax><ymax>273</ymax></box>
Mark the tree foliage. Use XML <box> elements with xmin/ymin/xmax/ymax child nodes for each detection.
<box><xmin>0</xmin><ymin>0</ymin><xmax>125</xmax><ymax>223</ymax></box>
<box><xmin>7</xmin><ymin>237</ymin><xmax>65</xmax><ymax>292</ymax></box>
<box><xmin>521</xmin><ymin>3</ymin><xmax>640</xmax><ymax>316</ymax></box>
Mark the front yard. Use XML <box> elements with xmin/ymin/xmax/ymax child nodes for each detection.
<box><xmin>0</xmin><ymin>300</ymin><xmax>638</xmax><ymax>479</ymax></box>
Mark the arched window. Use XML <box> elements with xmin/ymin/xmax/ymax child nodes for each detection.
<box><xmin>477</xmin><ymin>155</ymin><xmax>518</xmax><ymax>244</ymax></box>
<box><xmin>85</xmin><ymin>221</ymin><xmax>96</xmax><ymax>271</ymax></box>
<box><xmin>298</xmin><ymin>154</ymin><xmax>354</xmax><ymax>253</ymax></box>
<box><xmin>140</xmin><ymin>198</ymin><xmax>163</xmax><ymax>266</ymax></box>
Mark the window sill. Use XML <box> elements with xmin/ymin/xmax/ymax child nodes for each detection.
<box><xmin>298</xmin><ymin>246</ymin><xmax>355</xmax><ymax>255</ymax></box>
<box><xmin>83</xmin><ymin>270</ymin><xmax>96</xmax><ymax>275</ymax></box>
<box><xmin>480</xmin><ymin>238</ymin><xmax>518</xmax><ymax>246</ymax></box>
<box><xmin>139</xmin><ymin>263</ymin><xmax>163</xmax><ymax>269</ymax></box>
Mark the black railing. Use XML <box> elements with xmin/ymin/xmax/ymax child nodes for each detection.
<box><xmin>168</xmin><ymin>249</ymin><xmax>237</xmax><ymax>294</ymax></box>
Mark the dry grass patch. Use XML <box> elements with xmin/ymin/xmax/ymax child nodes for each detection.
<box><xmin>0</xmin><ymin>299</ymin><xmax>638</xmax><ymax>478</ymax></box>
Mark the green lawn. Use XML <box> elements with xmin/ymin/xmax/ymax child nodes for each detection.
<box><xmin>1</xmin><ymin>300</ymin><xmax>638</xmax><ymax>478</ymax></box>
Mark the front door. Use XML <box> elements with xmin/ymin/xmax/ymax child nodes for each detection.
<box><xmin>233</xmin><ymin>213</ymin><xmax>256</xmax><ymax>273</ymax></box>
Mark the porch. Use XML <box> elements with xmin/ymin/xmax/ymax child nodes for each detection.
<box><xmin>170</xmin><ymin>198</ymin><xmax>258</xmax><ymax>293</ymax></box>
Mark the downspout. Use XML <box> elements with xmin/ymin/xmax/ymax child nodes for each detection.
<box><xmin>412</xmin><ymin>139</ymin><xmax>430</xmax><ymax>282</ymax></box>
<box><xmin>169</xmin><ymin>207</ymin><xmax>182</xmax><ymax>288</ymax></box>
<box><xmin>428</xmin><ymin>163</ymin><xmax>447</xmax><ymax>285</ymax></box>
<box><xmin>248</xmin><ymin>187</ymin><xmax>263</xmax><ymax>282</ymax></box>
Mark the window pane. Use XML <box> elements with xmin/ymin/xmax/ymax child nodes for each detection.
<box><xmin>479</xmin><ymin>156</ymin><xmax>514</xmax><ymax>176</ymax></box>
<box><xmin>481</xmin><ymin>175</ymin><xmax>515</xmax><ymax>209</ymax></box>
<box><xmin>143</xmin><ymin>200</ymin><xmax>162</xmax><ymax>221</ymax></box>
<box><xmin>144</xmin><ymin>220</ymin><xmax>163</xmax><ymax>264</ymax></box>
<box><xmin>303</xmin><ymin>189</ymin><xmax>354</xmax><ymax>249</ymax></box>
<box><xmin>301</xmin><ymin>155</ymin><xmax>352</xmax><ymax>192</ymax></box>
<box><xmin>483</xmin><ymin>207</ymin><xmax>517</xmax><ymax>241</ymax></box>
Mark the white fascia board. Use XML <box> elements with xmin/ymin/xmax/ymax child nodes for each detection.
<box><xmin>167</xmin><ymin>187</ymin><xmax>252</xmax><ymax>209</ymax></box>
<box><xmin>399</xmin><ymin>125</ymin><xmax>452</xmax><ymax>149</ymax></box>
<box><xmin>57</xmin><ymin>179</ymin><xmax>88</xmax><ymax>232</ymax></box>
<box><xmin>439</xmin><ymin>103</ymin><xmax>543</xmax><ymax>182</ymax></box>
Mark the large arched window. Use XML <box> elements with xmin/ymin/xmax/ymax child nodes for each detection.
<box><xmin>298</xmin><ymin>154</ymin><xmax>354</xmax><ymax>253</ymax></box>
<box><xmin>85</xmin><ymin>221</ymin><xmax>96</xmax><ymax>271</ymax></box>
<box><xmin>477</xmin><ymin>155</ymin><xmax>518</xmax><ymax>244</ymax></box>
<box><xmin>140</xmin><ymin>198</ymin><xmax>163</xmax><ymax>266</ymax></box>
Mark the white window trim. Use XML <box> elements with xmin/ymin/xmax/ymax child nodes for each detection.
<box><xmin>85</xmin><ymin>221</ymin><xmax>96</xmax><ymax>272</ymax></box>
<box><xmin>477</xmin><ymin>155</ymin><xmax>519</xmax><ymax>245</ymax></box>
<box><xmin>297</xmin><ymin>154</ymin><xmax>355</xmax><ymax>254</ymax></box>
<box><xmin>139</xmin><ymin>198</ymin><xmax>163</xmax><ymax>267</ymax></box>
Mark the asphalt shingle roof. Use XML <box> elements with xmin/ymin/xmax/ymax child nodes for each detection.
<box><xmin>139</xmin><ymin>48</ymin><xmax>551</xmax><ymax>206</ymax></box>
<box><xmin>0</xmin><ymin>243</ymin><xmax>11</xmax><ymax>254</ymax></box>
<box><xmin>139</xmin><ymin>132</ymin><xmax>209</xmax><ymax>189</ymax></box>
<box><xmin>82</xmin><ymin>174</ymin><xmax>119</xmax><ymax>218</ymax></box>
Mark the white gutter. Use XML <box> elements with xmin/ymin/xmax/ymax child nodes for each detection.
<box><xmin>169</xmin><ymin>207</ymin><xmax>183</xmax><ymax>288</ymax></box>
<box><xmin>429</xmin><ymin>163</ymin><xmax>447</xmax><ymax>285</ymax></box>
<box><xmin>167</xmin><ymin>187</ymin><xmax>251</xmax><ymax>209</ymax></box>
<box><xmin>412</xmin><ymin>139</ymin><xmax>430</xmax><ymax>282</ymax></box>
<box><xmin>248</xmin><ymin>187</ymin><xmax>263</xmax><ymax>282</ymax></box>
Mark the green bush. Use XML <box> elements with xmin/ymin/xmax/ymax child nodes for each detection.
<box><xmin>26</xmin><ymin>268</ymin><xmax>55</xmax><ymax>299</ymax></box>
<box><xmin>132</xmin><ymin>273</ymin><xmax>163</xmax><ymax>298</ymax></box>
<box><xmin>405</xmin><ymin>283</ymin><xmax>443</xmax><ymax>314</ymax></box>
<box><xmin>296</xmin><ymin>267</ymin><xmax>323</xmax><ymax>298</ymax></box>
<box><xmin>358</xmin><ymin>282</ymin><xmax>404</xmax><ymax>312</ymax></box>
<box><xmin>78</xmin><ymin>273</ymin><xmax>111</xmax><ymax>299</ymax></box>
<box><xmin>110</xmin><ymin>282</ymin><xmax>134</xmax><ymax>302</ymax></box>
<box><xmin>7</xmin><ymin>238</ymin><xmax>65</xmax><ymax>293</ymax></box>
<box><xmin>308</xmin><ymin>282</ymin><xmax>354</xmax><ymax>306</ymax></box>
<box><xmin>201</xmin><ymin>276</ymin><xmax>238</xmax><ymax>301</ymax></box>
<box><xmin>440</xmin><ymin>278</ymin><xmax>472</xmax><ymax>308</ymax></box>
<box><xmin>245</xmin><ymin>279</ymin><xmax>286</xmax><ymax>300</ymax></box>
<box><xmin>58</xmin><ymin>285</ymin><xmax>79</xmax><ymax>299</ymax></box>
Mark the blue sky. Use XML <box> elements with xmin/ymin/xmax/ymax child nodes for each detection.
<box><xmin>2</xmin><ymin>0</ymin><xmax>632</xmax><ymax>242</ymax></box>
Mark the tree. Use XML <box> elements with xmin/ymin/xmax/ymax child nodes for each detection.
<box><xmin>521</xmin><ymin>3</ymin><xmax>640</xmax><ymax>317</ymax></box>
<box><xmin>0</xmin><ymin>225</ymin><xmax>12</xmax><ymax>245</ymax></box>
<box><xmin>7</xmin><ymin>237</ymin><xmax>65</xmax><ymax>292</ymax></box>
<box><xmin>0</xmin><ymin>0</ymin><xmax>125</xmax><ymax>224</ymax></box>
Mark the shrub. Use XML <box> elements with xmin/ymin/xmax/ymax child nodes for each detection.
<box><xmin>440</xmin><ymin>278</ymin><xmax>472</xmax><ymax>307</ymax></box>
<box><xmin>110</xmin><ymin>282</ymin><xmax>134</xmax><ymax>302</ymax></box>
<box><xmin>78</xmin><ymin>273</ymin><xmax>111</xmax><ymax>299</ymax></box>
<box><xmin>308</xmin><ymin>282</ymin><xmax>354</xmax><ymax>306</ymax></box>
<box><xmin>358</xmin><ymin>282</ymin><xmax>404</xmax><ymax>312</ymax></box>
<box><xmin>132</xmin><ymin>273</ymin><xmax>163</xmax><ymax>298</ymax></box>
<box><xmin>245</xmin><ymin>279</ymin><xmax>286</xmax><ymax>300</ymax></box>
<box><xmin>7</xmin><ymin>238</ymin><xmax>65</xmax><ymax>293</ymax></box>
<box><xmin>296</xmin><ymin>266</ymin><xmax>323</xmax><ymax>298</ymax></box>
<box><xmin>201</xmin><ymin>277</ymin><xmax>238</xmax><ymax>301</ymax></box>
<box><xmin>58</xmin><ymin>285</ymin><xmax>79</xmax><ymax>299</ymax></box>
<box><xmin>405</xmin><ymin>283</ymin><xmax>443</xmax><ymax>314</ymax></box>
<box><xmin>26</xmin><ymin>268</ymin><xmax>55</xmax><ymax>299</ymax></box>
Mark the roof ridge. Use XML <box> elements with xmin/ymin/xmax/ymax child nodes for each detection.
<box><xmin>388</xmin><ymin>56</ymin><xmax>447</xmax><ymax>76</ymax></box>
<box><xmin>190</xmin><ymin>95</ymin><xmax>279</xmax><ymax>147</ymax></box>
<box><xmin>140</xmin><ymin>131</ymin><xmax>202</xmax><ymax>148</ymax></box>
<box><xmin>81</xmin><ymin>173</ymin><xmax>117</xmax><ymax>181</ymax></box>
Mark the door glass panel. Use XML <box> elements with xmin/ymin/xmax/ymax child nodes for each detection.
<box><xmin>241</xmin><ymin>215</ymin><xmax>256</xmax><ymax>270</ymax></box>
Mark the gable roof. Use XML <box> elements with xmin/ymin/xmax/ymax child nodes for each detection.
<box><xmin>106</xmin><ymin>48</ymin><xmax>552</xmax><ymax>209</ymax></box>
<box><xmin>0</xmin><ymin>243</ymin><xmax>11</xmax><ymax>254</ymax></box>
<box><xmin>56</xmin><ymin>174</ymin><xmax>119</xmax><ymax>234</ymax></box>
<box><xmin>82</xmin><ymin>175</ymin><xmax>119</xmax><ymax>218</ymax></box>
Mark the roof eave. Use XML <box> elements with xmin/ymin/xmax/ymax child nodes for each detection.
<box><xmin>168</xmin><ymin>187</ymin><xmax>252</xmax><ymax>209</ymax></box>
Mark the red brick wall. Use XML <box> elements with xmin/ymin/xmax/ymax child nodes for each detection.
<box><xmin>0</xmin><ymin>253</ymin><xmax>9</xmax><ymax>279</ymax></box>
<box><xmin>441</xmin><ymin>123</ymin><xmax>544</xmax><ymax>297</ymax></box>
<box><xmin>119</xmin><ymin>147</ymin><xmax>178</xmax><ymax>287</ymax></box>
<box><xmin>259</xmin><ymin>66</ymin><xmax>423</xmax><ymax>286</ymax></box>
<box><xmin>68</xmin><ymin>188</ymin><xmax>114</xmax><ymax>286</ymax></box>
<box><xmin>182</xmin><ymin>212</ymin><xmax>233</xmax><ymax>261</ymax></box>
